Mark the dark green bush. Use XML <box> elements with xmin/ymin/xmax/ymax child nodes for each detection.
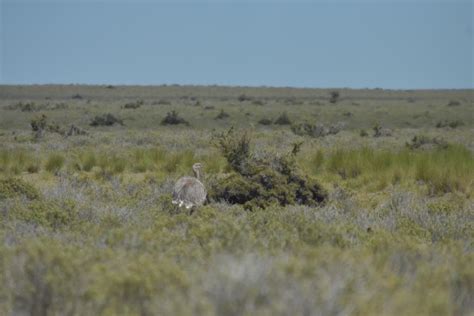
<box><xmin>258</xmin><ymin>118</ymin><xmax>273</xmax><ymax>126</ymax></box>
<box><xmin>124</xmin><ymin>100</ymin><xmax>144</xmax><ymax>109</ymax></box>
<box><xmin>161</xmin><ymin>111</ymin><xmax>189</xmax><ymax>126</ymax></box>
<box><xmin>274</xmin><ymin>112</ymin><xmax>291</xmax><ymax>125</ymax></box>
<box><xmin>0</xmin><ymin>178</ymin><xmax>41</xmax><ymax>200</ymax></box>
<box><xmin>90</xmin><ymin>113</ymin><xmax>124</xmax><ymax>127</ymax></box>
<box><xmin>329</xmin><ymin>91</ymin><xmax>340</xmax><ymax>104</ymax></box>
<box><xmin>71</xmin><ymin>94</ymin><xmax>83</xmax><ymax>100</ymax></box>
<box><xmin>31</xmin><ymin>114</ymin><xmax>64</xmax><ymax>136</ymax></box>
<box><xmin>436</xmin><ymin>120</ymin><xmax>464</xmax><ymax>129</ymax></box>
<box><xmin>66</xmin><ymin>124</ymin><xmax>88</xmax><ymax>137</ymax></box>
<box><xmin>252</xmin><ymin>100</ymin><xmax>265</xmax><ymax>106</ymax></box>
<box><xmin>209</xmin><ymin>129</ymin><xmax>327</xmax><ymax>209</ymax></box>
<box><xmin>238</xmin><ymin>94</ymin><xmax>252</xmax><ymax>102</ymax></box>
<box><xmin>215</xmin><ymin>109</ymin><xmax>230</xmax><ymax>120</ymax></box>
<box><xmin>30</xmin><ymin>114</ymin><xmax>49</xmax><ymax>139</ymax></box>
<box><xmin>373</xmin><ymin>123</ymin><xmax>393</xmax><ymax>137</ymax></box>
<box><xmin>447</xmin><ymin>100</ymin><xmax>461</xmax><ymax>107</ymax></box>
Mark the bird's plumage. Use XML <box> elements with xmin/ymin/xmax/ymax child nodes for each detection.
<box><xmin>172</xmin><ymin>163</ymin><xmax>207</xmax><ymax>209</ymax></box>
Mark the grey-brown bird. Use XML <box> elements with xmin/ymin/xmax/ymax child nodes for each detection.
<box><xmin>172</xmin><ymin>163</ymin><xmax>207</xmax><ymax>210</ymax></box>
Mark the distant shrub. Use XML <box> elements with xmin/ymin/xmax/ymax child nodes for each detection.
<box><xmin>238</xmin><ymin>94</ymin><xmax>252</xmax><ymax>102</ymax></box>
<box><xmin>373</xmin><ymin>123</ymin><xmax>392</xmax><ymax>137</ymax></box>
<box><xmin>406</xmin><ymin>135</ymin><xmax>448</xmax><ymax>150</ymax></box>
<box><xmin>447</xmin><ymin>100</ymin><xmax>461</xmax><ymax>107</ymax></box>
<box><xmin>7</xmin><ymin>102</ymin><xmax>68</xmax><ymax>112</ymax></box>
<box><xmin>252</xmin><ymin>100</ymin><xmax>265</xmax><ymax>106</ymax></box>
<box><xmin>90</xmin><ymin>113</ymin><xmax>124</xmax><ymax>127</ymax></box>
<box><xmin>30</xmin><ymin>114</ymin><xmax>48</xmax><ymax>138</ymax></box>
<box><xmin>215</xmin><ymin>109</ymin><xmax>230</xmax><ymax>120</ymax></box>
<box><xmin>0</xmin><ymin>178</ymin><xmax>40</xmax><ymax>200</ymax></box>
<box><xmin>124</xmin><ymin>100</ymin><xmax>144</xmax><ymax>109</ymax></box>
<box><xmin>258</xmin><ymin>118</ymin><xmax>273</xmax><ymax>126</ymax></box>
<box><xmin>71</xmin><ymin>94</ymin><xmax>83</xmax><ymax>100</ymax></box>
<box><xmin>329</xmin><ymin>91</ymin><xmax>340</xmax><ymax>104</ymax></box>
<box><xmin>66</xmin><ymin>124</ymin><xmax>88</xmax><ymax>137</ymax></box>
<box><xmin>274</xmin><ymin>112</ymin><xmax>291</xmax><ymax>125</ymax></box>
<box><xmin>51</xmin><ymin>102</ymin><xmax>68</xmax><ymax>110</ymax></box>
<box><xmin>342</xmin><ymin>112</ymin><xmax>353</xmax><ymax>117</ymax></box>
<box><xmin>204</xmin><ymin>106</ymin><xmax>215</xmax><ymax>110</ymax></box>
<box><xmin>30</xmin><ymin>114</ymin><xmax>64</xmax><ymax>139</ymax></box>
<box><xmin>291</xmin><ymin>122</ymin><xmax>344</xmax><ymax>138</ymax></box>
<box><xmin>106</xmin><ymin>85</ymin><xmax>115</xmax><ymax>89</ymax></box>
<box><xmin>7</xmin><ymin>102</ymin><xmax>38</xmax><ymax>112</ymax></box>
<box><xmin>359</xmin><ymin>129</ymin><xmax>369</xmax><ymax>137</ymax></box>
<box><xmin>157</xmin><ymin>99</ymin><xmax>171</xmax><ymax>105</ymax></box>
<box><xmin>436</xmin><ymin>120</ymin><xmax>464</xmax><ymax>129</ymax></box>
<box><xmin>45</xmin><ymin>154</ymin><xmax>65</xmax><ymax>174</ymax></box>
<box><xmin>161</xmin><ymin>111</ymin><xmax>189</xmax><ymax>126</ymax></box>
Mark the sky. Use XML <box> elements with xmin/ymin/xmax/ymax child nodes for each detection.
<box><xmin>0</xmin><ymin>0</ymin><xmax>472</xmax><ymax>89</ymax></box>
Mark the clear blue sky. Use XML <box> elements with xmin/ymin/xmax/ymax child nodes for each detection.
<box><xmin>1</xmin><ymin>0</ymin><xmax>472</xmax><ymax>89</ymax></box>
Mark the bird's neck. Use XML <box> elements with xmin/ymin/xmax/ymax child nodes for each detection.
<box><xmin>194</xmin><ymin>169</ymin><xmax>201</xmax><ymax>180</ymax></box>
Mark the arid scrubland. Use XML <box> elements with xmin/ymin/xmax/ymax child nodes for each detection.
<box><xmin>0</xmin><ymin>85</ymin><xmax>473</xmax><ymax>315</ymax></box>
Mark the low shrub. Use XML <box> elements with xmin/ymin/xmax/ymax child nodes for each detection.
<box><xmin>90</xmin><ymin>114</ymin><xmax>124</xmax><ymax>127</ymax></box>
<box><xmin>238</xmin><ymin>94</ymin><xmax>252</xmax><ymax>102</ymax></box>
<box><xmin>436</xmin><ymin>120</ymin><xmax>464</xmax><ymax>129</ymax></box>
<box><xmin>258</xmin><ymin>118</ymin><xmax>273</xmax><ymax>126</ymax></box>
<box><xmin>329</xmin><ymin>91</ymin><xmax>340</xmax><ymax>104</ymax></box>
<box><xmin>215</xmin><ymin>110</ymin><xmax>230</xmax><ymax>120</ymax></box>
<box><xmin>373</xmin><ymin>123</ymin><xmax>393</xmax><ymax>137</ymax></box>
<box><xmin>124</xmin><ymin>100</ymin><xmax>144</xmax><ymax>109</ymax></box>
<box><xmin>12</xmin><ymin>200</ymin><xmax>77</xmax><ymax>229</ymax></box>
<box><xmin>252</xmin><ymin>100</ymin><xmax>265</xmax><ymax>106</ymax></box>
<box><xmin>447</xmin><ymin>100</ymin><xmax>461</xmax><ymax>107</ymax></box>
<box><xmin>274</xmin><ymin>112</ymin><xmax>291</xmax><ymax>125</ymax></box>
<box><xmin>0</xmin><ymin>178</ymin><xmax>41</xmax><ymax>200</ymax></box>
<box><xmin>71</xmin><ymin>94</ymin><xmax>83</xmax><ymax>100</ymax></box>
<box><xmin>66</xmin><ymin>124</ymin><xmax>88</xmax><ymax>137</ymax></box>
<box><xmin>31</xmin><ymin>114</ymin><xmax>65</xmax><ymax>139</ymax></box>
<box><xmin>161</xmin><ymin>111</ymin><xmax>189</xmax><ymax>126</ymax></box>
<box><xmin>291</xmin><ymin>122</ymin><xmax>344</xmax><ymax>138</ymax></box>
<box><xmin>406</xmin><ymin>135</ymin><xmax>448</xmax><ymax>150</ymax></box>
<box><xmin>7</xmin><ymin>102</ymin><xmax>38</xmax><ymax>112</ymax></box>
<box><xmin>157</xmin><ymin>99</ymin><xmax>171</xmax><ymax>105</ymax></box>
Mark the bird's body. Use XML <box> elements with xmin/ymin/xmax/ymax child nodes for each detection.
<box><xmin>172</xmin><ymin>163</ymin><xmax>207</xmax><ymax>210</ymax></box>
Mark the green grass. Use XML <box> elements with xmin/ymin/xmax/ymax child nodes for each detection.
<box><xmin>302</xmin><ymin>145</ymin><xmax>473</xmax><ymax>194</ymax></box>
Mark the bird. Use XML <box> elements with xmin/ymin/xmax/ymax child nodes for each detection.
<box><xmin>172</xmin><ymin>162</ymin><xmax>207</xmax><ymax>211</ymax></box>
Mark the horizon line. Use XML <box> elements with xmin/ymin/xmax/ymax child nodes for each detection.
<box><xmin>0</xmin><ymin>83</ymin><xmax>473</xmax><ymax>91</ymax></box>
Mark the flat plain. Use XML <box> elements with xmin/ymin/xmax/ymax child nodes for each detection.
<box><xmin>0</xmin><ymin>85</ymin><xmax>473</xmax><ymax>315</ymax></box>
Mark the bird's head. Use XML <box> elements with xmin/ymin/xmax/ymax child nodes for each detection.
<box><xmin>192</xmin><ymin>162</ymin><xmax>203</xmax><ymax>172</ymax></box>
